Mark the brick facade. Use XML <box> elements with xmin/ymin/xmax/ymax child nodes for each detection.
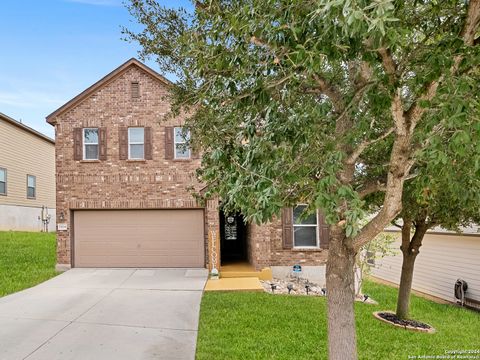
<box><xmin>248</xmin><ymin>217</ymin><xmax>328</xmax><ymax>271</ymax></box>
<box><xmin>48</xmin><ymin>59</ymin><xmax>328</xmax><ymax>270</ymax></box>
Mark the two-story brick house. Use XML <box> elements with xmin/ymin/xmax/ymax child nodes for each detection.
<box><xmin>47</xmin><ymin>59</ymin><xmax>329</xmax><ymax>279</ymax></box>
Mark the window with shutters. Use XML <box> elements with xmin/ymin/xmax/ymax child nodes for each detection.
<box><xmin>0</xmin><ymin>168</ymin><xmax>6</xmax><ymax>195</ymax></box>
<box><xmin>83</xmin><ymin>128</ymin><xmax>99</xmax><ymax>160</ymax></box>
<box><xmin>27</xmin><ymin>175</ymin><xmax>36</xmax><ymax>199</ymax></box>
<box><xmin>174</xmin><ymin>127</ymin><xmax>191</xmax><ymax>159</ymax></box>
<box><xmin>293</xmin><ymin>205</ymin><xmax>319</xmax><ymax>248</ymax></box>
<box><xmin>128</xmin><ymin>127</ymin><xmax>145</xmax><ymax>159</ymax></box>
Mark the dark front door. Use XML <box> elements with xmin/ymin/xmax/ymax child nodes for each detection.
<box><xmin>220</xmin><ymin>211</ymin><xmax>247</xmax><ymax>263</ymax></box>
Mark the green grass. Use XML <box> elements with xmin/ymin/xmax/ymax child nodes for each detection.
<box><xmin>0</xmin><ymin>231</ymin><xmax>58</xmax><ymax>297</ymax></box>
<box><xmin>196</xmin><ymin>280</ymin><xmax>480</xmax><ymax>360</ymax></box>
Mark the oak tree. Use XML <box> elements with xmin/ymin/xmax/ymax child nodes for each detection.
<box><xmin>124</xmin><ymin>1</ymin><xmax>480</xmax><ymax>359</ymax></box>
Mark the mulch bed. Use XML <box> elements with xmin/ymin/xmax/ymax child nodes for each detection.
<box><xmin>373</xmin><ymin>311</ymin><xmax>435</xmax><ymax>333</ymax></box>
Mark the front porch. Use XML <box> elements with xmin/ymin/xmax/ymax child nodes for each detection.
<box><xmin>204</xmin><ymin>261</ymin><xmax>272</xmax><ymax>292</ymax></box>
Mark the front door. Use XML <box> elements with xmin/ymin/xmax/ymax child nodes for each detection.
<box><xmin>220</xmin><ymin>211</ymin><xmax>247</xmax><ymax>263</ymax></box>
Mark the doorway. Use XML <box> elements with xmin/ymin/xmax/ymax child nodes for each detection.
<box><xmin>219</xmin><ymin>210</ymin><xmax>247</xmax><ymax>264</ymax></box>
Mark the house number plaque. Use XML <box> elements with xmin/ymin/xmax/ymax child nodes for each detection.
<box><xmin>225</xmin><ymin>216</ymin><xmax>237</xmax><ymax>241</ymax></box>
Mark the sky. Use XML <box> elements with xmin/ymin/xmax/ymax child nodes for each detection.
<box><xmin>0</xmin><ymin>0</ymin><xmax>192</xmax><ymax>139</ymax></box>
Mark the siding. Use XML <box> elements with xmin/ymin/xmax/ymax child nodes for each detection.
<box><xmin>0</xmin><ymin>119</ymin><xmax>55</xmax><ymax>208</ymax></box>
<box><xmin>371</xmin><ymin>232</ymin><xmax>480</xmax><ymax>303</ymax></box>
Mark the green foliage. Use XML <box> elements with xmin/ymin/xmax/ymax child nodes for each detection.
<box><xmin>0</xmin><ymin>231</ymin><xmax>58</xmax><ymax>297</ymax></box>
<box><xmin>399</xmin><ymin>73</ymin><xmax>480</xmax><ymax>229</ymax></box>
<box><xmin>124</xmin><ymin>0</ymin><xmax>479</xmax><ymax>234</ymax></box>
<box><xmin>355</xmin><ymin>231</ymin><xmax>396</xmax><ymax>296</ymax></box>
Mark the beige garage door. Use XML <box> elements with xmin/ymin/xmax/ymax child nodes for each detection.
<box><xmin>74</xmin><ymin>210</ymin><xmax>205</xmax><ymax>267</ymax></box>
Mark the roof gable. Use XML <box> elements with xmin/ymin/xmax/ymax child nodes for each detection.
<box><xmin>46</xmin><ymin>58</ymin><xmax>173</xmax><ymax>124</ymax></box>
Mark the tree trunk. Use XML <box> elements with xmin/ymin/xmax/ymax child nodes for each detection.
<box><xmin>396</xmin><ymin>220</ymin><xmax>428</xmax><ymax>320</ymax></box>
<box><xmin>396</xmin><ymin>247</ymin><xmax>417</xmax><ymax>319</ymax></box>
<box><xmin>326</xmin><ymin>225</ymin><xmax>357</xmax><ymax>360</ymax></box>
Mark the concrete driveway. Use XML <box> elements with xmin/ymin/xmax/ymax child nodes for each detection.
<box><xmin>0</xmin><ymin>268</ymin><xmax>208</xmax><ymax>360</ymax></box>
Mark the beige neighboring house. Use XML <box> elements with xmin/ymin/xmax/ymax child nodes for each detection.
<box><xmin>0</xmin><ymin>112</ymin><xmax>56</xmax><ymax>232</ymax></box>
<box><xmin>371</xmin><ymin>227</ymin><xmax>480</xmax><ymax>307</ymax></box>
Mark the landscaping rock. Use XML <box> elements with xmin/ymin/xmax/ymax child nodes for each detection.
<box><xmin>261</xmin><ymin>278</ymin><xmax>379</xmax><ymax>305</ymax></box>
<box><xmin>260</xmin><ymin>278</ymin><xmax>326</xmax><ymax>296</ymax></box>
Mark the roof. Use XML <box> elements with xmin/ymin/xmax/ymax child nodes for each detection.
<box><xmin>46</xmin><ymin>58</ymin><xmax>173</xmax><ymax>125</ymax></box>
<box><xmin>0</xmin><ymin>112</ymin><xmax>55</xmax><ymax>144</ymax></box>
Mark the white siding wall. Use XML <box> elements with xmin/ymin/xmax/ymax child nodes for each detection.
<box><xmin>371</xmin><ymin>232</ymin><xmax>480</xmax><ymax>303</ymax></box>
<box><xmin>0</xmin><ymin>204</ymin><xmax>56</xmax><ymax>232</ymax></box>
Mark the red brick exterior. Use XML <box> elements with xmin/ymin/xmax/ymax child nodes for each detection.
<box><xmin>49</xmin><ymin>60</ymin><xmax>328</xmax><ymax>270</ymax></box>
<box><xmin>247</xmin><ymin>217</ymin><xmax>328</xmax><ymax>270</ymax></box>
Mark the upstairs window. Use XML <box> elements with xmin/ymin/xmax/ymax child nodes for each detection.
<box><xmin>27</xmin><ymin>175</ymin><xmax>36</xmax><ymax>199</ymax></box>
<box><xmin>174</xmin><ymin>127</ymin><xmax>191</xmax><ymax>159</ymax></box>
<box><xmin>293</xmin><ymin>205</ymin><xmax>319</xmax><ymax>248</ymax></box>
<box><xmin>128</xmin><ymin>127</ymin><xmax>145</xmax><ymax>159</ymax></box>
<box><xmin>83</xmin><ymin>128</ymin><xmax>99</xmax><ymax>160</ymax></box>
<box><xmin>0</xmin><ymin>168</ymin><xmax>6</xmax><ymax>195</ymax></box>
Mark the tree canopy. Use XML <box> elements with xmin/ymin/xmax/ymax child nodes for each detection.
<box><xmin>124</xmin><ymin>1</ymin><xmax>480</xmax><ymax>358</ymax></box>
<box><xmin>124</xmin><ymin>0</ymin><xmax>479</xmax><ymax>245</ymax></box>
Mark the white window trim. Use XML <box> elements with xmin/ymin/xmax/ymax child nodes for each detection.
<box><xmin>174</xmin><ymin>126</ymin><xmax>191</xmax><ymax>159</ymax></box>
<box><xmin>128</xmin><ymin>127</ymin><xmax>145</xmax><ymax>160</ymax></box>
<box><xmin>27</xmin><ymin>174</ymin><xmax>36</xmax><ymax>199</ymax></box>
<box><xmin>83</xmin><ymin>128</ymin><xmax>99</xmax><ymax>160</ymax></box>
<box><xmin>0</xmin><ymin>167</ymin><xmax>6</xmax><ymax>195</ymax></box>
<box><xmin>292</xmin><ymin>205</ymin><xmax>320</xmax><ymax>249</ymax></box>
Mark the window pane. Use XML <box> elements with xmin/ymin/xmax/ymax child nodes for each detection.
<box><xmin>175</xmin><ymin>143</ymin><xmax>190</xmax><ymax>159</ymax></box>
<box><xmin>27</xmin><ymin>175</ymin><xmax>35</xmax><ymax>187</ymax></box>
<box><xmin>0</xmin><ymin>169</ymin><xmax>5</xmax><ymax>182</ymax></box>
<box><xmin>84</xmin><ymin>128</ymin><xmax>98</xmax><ymax>144</ymax></box>
<box><xmin>294</xmin><ymin>227</ymin><xmax>317</xmax><ymax>247</ymax></box>
<box><xmin>129</xmin><ymin>127</ymin><xmax>144</xmax><ymax>143</ymax></box>
<box><xmin>0</xmin><ymin>182</ymin><xmax>5</xmax><ymax>194</ymax></box>
<box><xmin>27</xmin><ymin>187</ymin><xmax>35</xmax><ymax>198</ymax></box>
<box><xmin>130</xmin><ymin>144</ymin><xmax>144</xmax><ymax>159</ymax></box>
<box><xmin>293</xmin><ymin>205</ymin><xmax>317</xmax><ymax>225</ymax></box>
<box><xmin>174</xmin><ymin>127</ymin><xmax>190</xmax><ymax>142</ymax></box>
<box><xmin>85</xmin><ymin>144</ymin><xmax>99</xmax><ymax>160</ymax></box>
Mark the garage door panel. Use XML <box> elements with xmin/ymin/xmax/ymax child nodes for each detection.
<box><xmin>74</xmin><ymin>210</ymin><xmax>205</xmax><ymax>268</ymax></box>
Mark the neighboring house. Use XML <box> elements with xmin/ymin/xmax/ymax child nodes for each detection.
<box><xmin>0</xmin><ymin>112</ymin><xmax>56</xmax><ymax>232</ymax></box>
<box><xmin>371</xmin><ymin>227</ymin><xmax>480</xmax><ymax>307</ymax></box>
<box><xmin>46</xmin><ymin>58</ymin><xmax>329</xmax><ymax>279</ymax></box>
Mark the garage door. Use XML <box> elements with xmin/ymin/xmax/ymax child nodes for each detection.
<box><xmin>74</xmin><ymin>210</ymin><xmax>205</xmax><ymax>267</ymax></box>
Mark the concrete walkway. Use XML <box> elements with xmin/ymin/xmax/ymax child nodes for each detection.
<box><xmin>0</xmin><ymin>268</ymin><xmax>208</xmax><ymax>360</ymax></box>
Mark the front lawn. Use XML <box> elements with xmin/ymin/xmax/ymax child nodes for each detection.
<box><xmin>197</xmin><ymin>280</ymin><xmax>479</xmax><ymax>359</ymax></box>
<box><xmin>0</xmin><ymin>231</ymin><xmax>57</xmax><ymax>297</ymax></box>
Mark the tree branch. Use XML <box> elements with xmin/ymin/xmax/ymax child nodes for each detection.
<box><xmin>312</xmin><ymin>74</ymin><xmax>346</xmax><ymax>113</ymax></box>
<box><xmin>462</xmin><ymin>0</ymin><xmax>480</xmax><ymax>46</ymax></box>
<box><xmin>345</xmin><ymin>127</ymin><xmax>394</xmax><ymax>165</ymax></box>
<box><xmin>358</xmin><ymin>181</ymin><xmax>387</xmax><ymax>199</ymax></box>
<box><xmin>378</xmin><ymin>47</ymin><xmax>397</xmax><ymax>85</ymax></box>
<box><xmin>405</xmin><ymin>0</ymin><xmax>480</xmax><ymax>129</ymax></box>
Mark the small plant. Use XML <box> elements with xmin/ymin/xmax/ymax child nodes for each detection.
<box><xmin>355</xmin><ymin>231</ymin><xmax>397</xmax><ymax>297</ymax></box>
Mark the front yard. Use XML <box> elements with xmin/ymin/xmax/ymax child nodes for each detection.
<box><xmin>197</xmin><ymin>280</ymin><xmax>480</xmax><ymax>359</ymax></box>
<box><xmin>0</xmin><ymin>231</ymin><xmax>57</xmax><ymax>297</ymax></box>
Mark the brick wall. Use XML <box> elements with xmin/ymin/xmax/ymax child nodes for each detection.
<box><xmin>248</xmin><ymin>216</ymin><xmax>328</xmax><ymax>270</ymax></box>
<box><xmin>49</xmin><ymin>61</ymin><xmax>327</xmax><ymax>270</ymax></box>
<box><xmin>50</xmin><ymin>64</ymin><xmax>219</xmax><ymax>266</ymax></box>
